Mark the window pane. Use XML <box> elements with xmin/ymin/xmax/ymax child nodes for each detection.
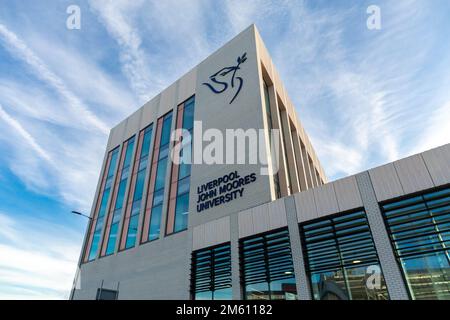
<box><xmin>174</xmin><ymin>193</ymin><xmax>189</xmax><ymax>232</ymax></box>
<box><xmin>125</xmin><ymin>215</ymin><xmax>140</xmax><ymax>249</ymax></box>
<box><xmin>123</xmin><ymin>138</ymin><xmax>135</xmax><ymax>168</ymax></box>
<box><xmin>183</xmin><ymin>99</ymin><xmax>195</xmax><ymax>130</ymax></box>
<box><xmin>311</xmin><ymin>270</ymin><xmax>349</xmax><ymax>300</ymax></box>
<box><xmin>214</xmin><ymin>288</ymin><xmax>232</xmax><ymax>300</ymax></box>
<box><xmin>177</xmin><ymin>176</ymin><xmax>190</xmax><ymax>196</ymax></box>
<box><xmin>154</xmin><ymin>158</ymin><xmax>168</xmax><ymax>191</ymax></box>
<box><xmin>195</xmin><ymin>291</ymin><xmax>212</xmax><ymax>300</ymax></box>
<box><xmin>245</xmin><ymin>282</ymin><xmax>270</xmax><ymax>300</ymax></box>
<box><xmin>149</xmin><ymin>205</ymin><xmax>162</xmax><ymax>241</ymax></box>
<box><xmin>160</xmin><ymin>114</ymin><xmax>173</xmax><ymax>146</ymax></box>
<box><xmin>153</xmin><ymin>189</ymin><xmax>164</xmax><ymax>207</ymax></box>
<box><xmin>105</xmin><ymin>223</ymin><xmax>119</xmax><ymax>255</ymax></box>
<box><xmin>381</xmin><ymin>188</ymin><xmax>450</xmax><ymax>300</ymax></box>
<box><xmin>402</xmin><ymin>252</ymin><xmax>450</xmax><ymax>300</ymax></box>
<box><xmin>98</xmin><ymin>188</ymin><xmax>111</xmax><ymax>218</ymax></box>
<box><xmin>140</xmin><ymin>127</ymin><xmax>153</xmax><ymax>159</ymax></box>
<box><xmin>88</xmin><ymin>229</ymin><xmax>101</xmax><ymax>261</ymax></box>
<box><xmin>114</xmin><ymin>179</ymin><xmax>127</xmax><ymax>210</ymax></box>
<box><xmin>191</xmin><ymin>243</ymin><xmax>231</xmax><ymax>300</ymax></box>
<box><xmin>301</xmin><ymin>210</ymin><xmax>388</xmax><ymax>300</ymax></box>
<box><xmin>133</xmin><ymin>170</ymin><xmax>146</xmax><ymax>202</ymax></box>
<box><xmin>270</xmin><ymin>278</ymin><xmax>297</xmax><ymax>300</ymax></box>
<box><xmin>107</xmin><ymin>149</ymin><xmax>119</xmax><ymax>178</ymax></box>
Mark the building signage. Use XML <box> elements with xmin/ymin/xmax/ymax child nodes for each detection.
<box><xmin>202</xmin><ymin>52</ymin><xmax>247</xmax><ymax>104</ymax></box>
<box><xmin>196</xmin><ymin>170</ymin><xmax>257</xmax><ymax>213</ymax></box>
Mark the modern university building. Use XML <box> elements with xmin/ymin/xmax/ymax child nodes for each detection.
<box><xmin>71</xmin><ymin>25</ymin><xmax>450</xmax><ymax>300</ymax></box>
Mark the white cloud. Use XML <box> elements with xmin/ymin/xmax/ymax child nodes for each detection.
<box><xmin>88</xmin><ymin>0</ymin><xmax>156</xmax><ymax>103</ymax></box>
<box><xmin>0</xmin><ymin>23</ymin><xmax>109</xmax><ymax>134</ymax></box>
<box><xmin>0</xmin><ymin>212</ymin><xmax>82</xmax><ymax>300</ymax></box>
<box><xmin>0</xmin><ymin>104</ymin><xmax>52</xmax><ymax>163</ymax></box>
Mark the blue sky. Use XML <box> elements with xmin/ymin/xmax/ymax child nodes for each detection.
<box><xmin>0</xmin><ymin>0</ymin><xmax>449</xmax><ymax>299</ymax></box>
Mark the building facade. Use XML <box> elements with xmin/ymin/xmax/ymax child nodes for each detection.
<box><xmin>71</xmin><ymin>25</ymin><xmax>450</xmax><ymax>300</ymax></box>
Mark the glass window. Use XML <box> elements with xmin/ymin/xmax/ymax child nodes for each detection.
<box><xmin>160</xmin><ymin>114</ymin><xmax>173</xmax><ymax>146</ymax></box>
<box><xmin>115</xmin><ymin>179</ymin><xmax>127</xmax><ymax>210</ymax></box>
<box><xmin>88</xmin><ymin>229</ymin><xmax>101</xmax><ymax>261</ymax></box>
<box><xmin>183</xmin><ymin>98</ymin><xmax>195</xmax><ymax>130</ymax></box>
<box><xmin>123</xmin><ymin>138</ymin><xmax>135</xmax><ymax>168</ymax></box>
<box><xmin>98</xmin><ymin>188</ymin><xmax>110</xmax><ymax>218</ymax></box>
<box><xmin>192</xmin><ymin>243</ymin><xmax>232</xmax><ymax>300</ymax></box>
<box><xmin>107</xmin><ymin>149</ymin><xmax>119</xmax><ymax>178</ymax></box>
<box><xmin>125</xmin><ymin>215</ymin><xmax>140</xmax><ymax>249</ymax></box>
<box><xmin>133</xmin><ymin>170</ymin><xmax>146</xmax><ymax>202</ymax></box>
<box><xmin>149</xmin><ymin>205</ymin><xmax>162</xmax><ymax>241</ymax></box>
<box><xmin>381</xmin><ymin>188</ymin><xmax>450</xmax><ymax>300</ymax></box>
<box><xmin>140</xmin><ymin>127</ymin><xmax>153</xmax><ymax>159</ymax></box>
<box><xmin>154</xmin><ymin>158</ymin><xmax>168</xmax><ymax>191</ymax></box>
<box><xmin>105</xmin><ymin>222</ymin><xmax>119</xmax><ymax>255</ymax></box>
<box><xmin>174</xmin><ymin>193</ymin><xmax>189</xmax><ymax>232</ymax></box>
<box><xmin>177</xmin><ymin>177</ymin><xmax>190</xmax><ymax>195</ymax></box>
<box><xmin>300</xmin><ymin>210</ymin><xmax>389</xmax><ymax>300</ymax></box>
<box><xmin>240</xmin><ymin>228</ymin><xmax>297</xmax><ymax>300</ymax></box>
<box><xmin>152</xmin><ymin>189</ymin><xmax>165</xmax><ymax>207</ymax></box>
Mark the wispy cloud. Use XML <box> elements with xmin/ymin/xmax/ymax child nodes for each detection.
<box><xmin>88</xmin><ymin>0</ymin><xmax>156</xmax><ymax>103</ymax></box>
<box><xmin>0</xmin><ymin>104</ymin><xmax>52</xmax><ymax>163</ymax></box>
<box><xmin>0</xmin><ymin>23</ymin><xmax>109</xmax><ymax>134</ymax></box>
<box><xmin>0</xmin><ymin>212</ymin><xmax>81</xmax><ymax>300</ymax></box>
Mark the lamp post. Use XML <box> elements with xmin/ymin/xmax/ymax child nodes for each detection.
<box><xmin>71</xmin><ymin>210</ymin><xmax>92</xmax><ymax>220</ymax></box>
<box><xmin>69</xmin><ymin>210</ymin><xmax>92</xmax><ymax>300</ymax></box>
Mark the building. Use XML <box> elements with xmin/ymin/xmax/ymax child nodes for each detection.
<box><xmin>71</xmin><ymin>25</ymin><xmax>450</xmax><ymax>300</ymax></box>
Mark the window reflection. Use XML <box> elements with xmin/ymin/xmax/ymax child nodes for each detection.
<box><xmin>382</xmin><ymin>189</ymin><xmax>450</xmax><ymax>300</ymax></box>
<box><xmin>301</xmin><ymin>210</ymin><xmax>389</xmax><ymax>300</ymax></box>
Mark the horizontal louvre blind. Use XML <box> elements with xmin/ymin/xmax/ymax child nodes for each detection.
<box><xmin>240</xmin><ymin>228</ymin><xmax>295</xmax><ymax>285</ymax></box>
<box><xmin>301</xmin><ymin>210</ymin><xmax>379</xmax><ymax>273</ymax></box>
<box><xmin>191</xmin><ymin>243</ymin><xmax>232</xmax><ymax>295</ymax></box>
<box><xmin>381</xmin><ymin>188</ymin><xmax>450</xmax><ymax>259</ymax></box>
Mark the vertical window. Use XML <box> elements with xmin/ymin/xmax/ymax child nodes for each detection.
<box><xmin>191</xmin><ymin>243</ymin><xmax>232</xmax><ymax>300</ymax></box>
<box><xmin>119</xmin><ymin>125</ymin><xmax>153</xmax><ymax>251</ymax></box>
<box><xmin>103</xmin><ymin>136</ymin><xmax>135</xmax><ymax>256</ymax></box>
<box><xmin>300</xmin><ymin>210</ymin><xmax>389</xmax><ymax>300</ymax></box>
<box><xmin>262</xmin><ymin>81</ymin><xmax>281</xmax><ymax>199</ymax></box>
<box><xmin>167</xmin><ymin>96</ymin><xmax>195</xmax><ymax>235</ymax></box>
<box><xmin>141</xmin><ymin>112</ymin><xmax>173</xmax><ymax>243</ymax></box>
<box><xmin>85</xmin><ymin>147</ymin><xmax>119</xmax><ymax>262</ymax></box>
<box><xmin>240</xmin><ymin>228</ymin><xmax>297</xmax><ymax>300</ymax></box>
<box><xmin>381</xmin><ymin>188</ymin><xmax>450</xmax><ymax>300</ymax></box>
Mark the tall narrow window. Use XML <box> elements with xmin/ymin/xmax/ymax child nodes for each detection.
<box><xmin>102</xmin><ymin>136</ymin><xmax>135</xmax><ymax>256</ymax></box>
<box><xmin>119</xmin><ymin>125</ymin><xmax>153</xmax><ymax>250</ymax></box>
<box><xmin>167</xmin><ymin>96</ymin><xmax>195</xmax><ymax>235</ymax></box>
<box><xmin>84</xmin><ymin>147</ymin><xmax>119</xmax><ymax>262</ymax></box>
<box><xmin>262</xmin><ymin>81</ymin><xmax>281</xmax><ymax>199</ymax></box>
<box><xmin>141</xmin><ymin>112</ymin><xmax>173</xmax><ymax>242</ymax></box>
<box><xmin>240</xmin><ymin>228</ymin><xmax>297</xmax><ymax>300</ymax></box>
<box><xmin>381</xmin><ymin>188</ymin><xmax>450</xmax><ymax>300</ymax></box>
<box><xmin>300</xmin><ymin>210</ymin><xmax>389</xmax><ymax>300</ymax></box>
<box><xmin>191</xmin><ymin>243</ymin><xmax>232</xmax><ymax>300</ymax></box>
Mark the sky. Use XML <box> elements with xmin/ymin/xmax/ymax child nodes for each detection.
<box><xmin>0</xmin><ymin>0</ymin><xmax>449</xmax><ymax>299</ymax></box>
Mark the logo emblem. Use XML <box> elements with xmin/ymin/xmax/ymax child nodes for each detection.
<box><xmin>203</xmin><ymin>53</ymin><xmax>247</xmax><ymax>104</ymax></box>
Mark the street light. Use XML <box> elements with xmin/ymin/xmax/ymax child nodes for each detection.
<box><xmin>71</xmin><ymin>210</ymin><xmax>92</xmax><ymax>220</ymax></box>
